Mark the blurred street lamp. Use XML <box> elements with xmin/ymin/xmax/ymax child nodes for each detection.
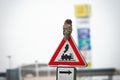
<box><xmin>35</xmin><ymin>60</ymin><xmax>39</xmax><ymax>77</ymax></box>
<box><xmin>7</xmin><ymin>55</ymin><xmax>12</xmax><ymax>69</ymax></box>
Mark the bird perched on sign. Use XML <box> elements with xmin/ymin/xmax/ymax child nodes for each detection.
<box><xmin>63</xmin><ymin>19</ymin><xmax>72</xmax><ymax>40</ymax></box>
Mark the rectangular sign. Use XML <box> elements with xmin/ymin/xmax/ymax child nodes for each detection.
<box><xmin>74</xmin><ymin>4</ymin><xmax>91</xmax><ymax>17</ymax></box>
<box><xmin>76</xmin><ymin>18</ymin><xmax>89</xmax><ymax>25</ymax></box>
<box><xmin>81</xmin><ymin>50</ymin><xmax>91</xmax><ymax>62</ymax></box>
<box><xmin>78</xmin><ymin>45</ymin><xmax>91</xmax><ymax>50</ymax></box>
<box><xmin>57</xmin><ymin>67</ymin><xmax>76</xmax><ymax>80</ymax></box>
<box><xmin>77</xmin><ymin>28</ymin><xmax>90</xmax><ymax>39</ymax></box>
<box><xmin>78</xmin><ymin>39</ymin><xmax>90</xmax><ymax>45</ymax></box>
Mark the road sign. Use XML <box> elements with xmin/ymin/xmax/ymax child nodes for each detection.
<box><xmin>48</xmin><ymin>36</ymin><xmax>87</xmax><ymax>66</ymax></box>
<box><xmin>57</xmin><ymin>67</ymin><xmax>76</xmax><ymax>80</ymax></box>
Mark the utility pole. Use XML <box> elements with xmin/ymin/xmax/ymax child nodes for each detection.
<box><xmin>35</xmin><ymin>60</ymin><xmax>39</xmax><ymax>77</ymax></box>
<box><xmin>7</xmin><ymin>55</ymin><xmax>12</xmax><ymax>69</ymax></box>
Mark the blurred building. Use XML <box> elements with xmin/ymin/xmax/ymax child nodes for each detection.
<box><xmin>5</xmin><ymin>63</ymin><xmax>120</xmax><ymax>80</ymax></box>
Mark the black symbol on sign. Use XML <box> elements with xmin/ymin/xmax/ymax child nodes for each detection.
<box><xmin>61</xmin><ymin>44</ymin><xmax>73</xmax><ymax>61</ymax></box>
<box><xmin>64</xmin><ymin>44</ymin><xmax>69</xmax><ymax>53</ymax></box>
<box><xmin>59</xmin><ymin>70</ymin><xmax>72</xmax><ymax>75</ymax></box>
<box><xmin>61</xmin><ymin>53</ymin><xmax>73</xmax><ymax>61</ymax></box>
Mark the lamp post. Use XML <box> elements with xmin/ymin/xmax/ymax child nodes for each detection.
<box><xmin>7</xmin><ymin>55</ymin><xmax>12</xmax><ymax>69</ymax></box>
<box><xmin>35</xmin><ymin>60</ymin><xmax>39</xmax><ymax>77</ymax></box>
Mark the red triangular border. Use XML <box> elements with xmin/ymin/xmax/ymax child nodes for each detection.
<box><xmin>48</xmin><ymin>36</ymin><xmax>87</xmax><ymax>67</ymax></box>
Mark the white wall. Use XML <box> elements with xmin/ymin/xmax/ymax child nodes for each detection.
<box><xmin>0</xmin><ymin>0</ymin><xmax>120</xmax><ymax>72</ymax></box>
<box><xmin>91</xmin><ymin>0</ymin><xmax>120</xmax><ymax>69</ymax></box>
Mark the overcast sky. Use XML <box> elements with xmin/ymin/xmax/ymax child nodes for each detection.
<box><xmin>0</xmin><ymin>0</ymin><xmax>120</xmax><ymax>72</ymax></box>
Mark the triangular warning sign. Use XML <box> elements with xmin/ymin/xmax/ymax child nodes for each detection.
<box><xmin>48</xmin><ymin>36</ymin><xmax>87</xmax><ymax>67</ymax></box>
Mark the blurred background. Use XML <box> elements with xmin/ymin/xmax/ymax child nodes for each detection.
<box><xmin>0</xmin><ymin>0</ymin><xmax>120</xmax><ymax>80</ymax></box>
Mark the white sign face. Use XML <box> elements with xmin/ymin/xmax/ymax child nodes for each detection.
<box><xmin>48</xmin><ymin>36</ymin><xmax>87</xmax><ymax>66</ymax></box>
<box><xmin>57</xmin><ymin>67</ymin><xmax>76</xmax><ymax>80</ymax></box>
<box><xmin>55</xmin><ymin>40</ymin><xmax>79</xmax><ymax>62</ymax></box>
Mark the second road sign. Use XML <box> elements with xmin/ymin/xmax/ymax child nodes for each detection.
<box><xmin>57</xmin><ymin>67</ymin><xmax>76</xmax><ymax>80</ymax></box>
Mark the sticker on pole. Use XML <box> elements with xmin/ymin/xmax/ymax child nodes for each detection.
<box><xmin>48</xmin><ymin>36</ymin><xmax>87</xmax><ymax>67</ymax></box>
